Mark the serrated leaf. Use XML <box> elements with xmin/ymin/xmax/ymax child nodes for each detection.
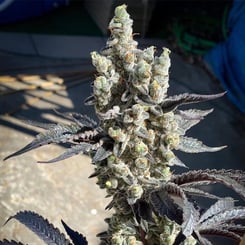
<box><xmin>84</xmin><ymin>95</ymin><xmax>95</xmax><ymax>105</ymax></box>
<box><xmin>182</xmin><ymin>187</ymin><xmax>221</xmax><ymax>200</ymax></box>
<box><xmin>23</xmin><ymin>120</ymin><xmax>57</xmax><ymax>129</ymax></box>
<box><xmin>206</xmin><ymin>169</ymin><xmax>245</xmax><ymax>184</ymax></box>
<box><xmin>4</xmin><ymin>124</ymin><xmax>80</xmax><ymax>161</ymax></box>
<box><xmin>220</xmin><ymin>224</ymin><xmax>245</xmax><ymax>236</ymax></box>
<box><xmin>150</xmin><ymin>182</ymin><xmax>195</xmax><ymax>229</ymax></box>
<box><xmin>0</xmin><ymin>240</ymin><xmax>24</xmax><ymax>245</ymax></box>
<box><xmin>38</xmin><ymin>143</ymin><xmax>92</xmax><ymax>163</ymax></box>
<box><xmin>134</xmin><ymin>200</ymin><xmax>153</xmax><ymax>223</ymax></box>
<box><xmin>199</xmin><ymin>208</ymin><xmax>245</xmax><ymax>230</ymax></box>
<box><xmin>167</xmin><ymin>155</ymin><xmax>188</xmax><ymax>168</ymax></box>
<box><xmin>165</xmin><ymin>182</ymin><xmax>200</xmax><ymax>237</ymax></box>
<box><xmin>173</xmin><ymin>226</ymin><xmax>213</xmax><ymax>245</ymax></box>
<box><xmin>172</xmin><ymin>170</ymin><xmax>245</xmax><ymax>201</ymax></box>
<box><xmin>199</xmin><ymin>198</ymin><xmax>235</xmax><ymax>223</ymax></box>
<box><xmin>61</xmin><ymin>220</ymin><xmax>87</xmax><ymax>245</ymax></box>
<box><xmin>211</xmin><ymin>174</ymin><xmax>245</xmax><ymax>201</ymax></box>
<box><xmin>96</xmin><ymin>231</ymin><xmax>110</xmax><ymax>239</ymax></box>
<box><xmin>4</xmin><ymin>211</ymin><xmax>71</xmax><ymax>245</ymax></box>
<box><xmin>171</xmin><ymin>170</ymin><xmax>221</xmax><ymax>186</ymax></box>
<box><xmin>71</xmin><ymin>128</ymin><xmax>102</xmax><ymax>143</ymax></box>
<box><xmin>150</xmin><ymin>189</ymin><xmax>182</xmax><ymax>224</ymax></box>
<box><xmin>182</xmin><ymin>200</ymin><xmax>198</xmax><ymax>237</ymax></box>
<box><xmin>175</xmin><ymin>117</ymin><xmax>200</xmax><ymax>136</ymax></box>
<box><xmin>175</xmin><ymin>109</ymin><xmax>213</xmax><ymax>135</ymax></box>
<box><xmin>176</xmin><ymin>108</ymin><xmax>214</xmax><ymax>120</ymax></box>
<box><xmin>176</xmin><ymin>136</ymin><xmax>226</xmax><ymax>153</ymax></box>
<box><xmin>200</xmin><ymin>228</ymin><xmax>241</xmax><ymax>242</ymax></box>
<box><xmin>92</xmin><ymin>147</ymin><xmax>112</xmax><ymax>163</ymax></box>
<box><xmin>88</xmin><ymin>171</ymin><xmax>100</xmax><ymax>178</ymax></box>
<box><xmin>161</xmin><ymin>92</ymin><xmax>225</xmax><ymax>112</ymax></box>
<box><xmin>54</xmin><ymin>110</ymin><xmax>97</xmax><ymax>128</ymax></box>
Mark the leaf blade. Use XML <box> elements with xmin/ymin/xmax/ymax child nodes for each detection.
<box><xmin>0</xmin><ymin>240</ymin><xmax>25</xmax><ymax>245</ymax></box>
<box><xmin>199</xmin><ymin>198</ymin><xmax>235</xmax><ymax>224</ymax></box>
<box><xmin>199</xmin><ymin>208</ymin><xmax>245</xmax><ymax>230</ymax></box>
<box><xmin>4</xmin><ymin>124</ymin><xmax>80</xmax><ymax>161</ymax></box>
<box><xmin>61</xmin><ymin>220</ymin><xmax>88</xmax><ymax>245</ymax></box>
<box><xmin>5</xmin><ymin>211</ymin><xmax>71</xmax><ymax>245</ymax></box>
<box><xmin>176</xmin><ymin>136</ymin><xmax>226</xmax><ymax>153</ymax></box>
<box><xmin>38</xmin><ymin>143</ymin><xmax>92</xmax><ymax>163</ymax></box>
<box><xmin>161</xmin><ymin>92</ymin><xmax>226</xmax><ymax>112</ymax></box>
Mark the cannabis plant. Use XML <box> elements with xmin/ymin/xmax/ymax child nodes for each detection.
<box><xmin>3</xmin><ymin>4</ymin><xmax>245</xmax><ymax>245</ymax></box>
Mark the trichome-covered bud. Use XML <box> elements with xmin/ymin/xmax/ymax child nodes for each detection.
<box><xmin>134</xmin><ymin>140</ymin><xmax>148</xmax><ymax>156</ymax></box>
<box><xmin>91</xmin><ymin>51</ymin><xmax>112</xmax><ymax>74</ymax></box>
<box><xmin>135</xmin><ymin>157</ymin><xmax>149</xmax><ymax>170</ymax></box>
<box><xmin>127</xmin><ymin>184</ymin><xmax>143</xmax><ymax>204</ymax></box>
<box><xmin>164</xmin><ymin>133</ymin><xmax>180</xmax><ymax>149</ymax></box>
<box><xmin>108</xmin><ymin>127</ymin><xmax>127</xmax><ymax>142</ymax></box>
<box><xmin>105</xmin><ymin>178</ymin><xmax>118</xmax><ymax>189</ymax></box>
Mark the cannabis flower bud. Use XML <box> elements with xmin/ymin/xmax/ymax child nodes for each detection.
<box><xmin>8</xmin><ymin>4</ymin><xmax>242</xmax><ymax>245</ymax></box>
<box><xmin>89</xmin><ymin>4</ymin><xmax>225</xmax><ymax>245</ymax></box>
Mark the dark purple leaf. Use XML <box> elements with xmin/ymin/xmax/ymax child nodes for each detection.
<box><xmin>0</xmin><ymin>240</ymin><xmax>24</xmax><ymax>245</ymax></box>
<box><xmin>200</xmin><ymin>228</ymin><xmax>241</xmax><ymax>242</ymax></box>
<box><xmin>54</xmin><ymin>110</ymin><xmax>97</xmax><ymax>128</ymax></box>
<box><xmin>161</xmin><ymin>92</ymin><xmax>226</xmax><ymax>112</ymax></box>
<box><xmin>4</xmin><ymin>211</ymin><xmax>71</xmax><ymax>245</ymax></box>
<box><xmin>61</xmin><ymin>220</ymin><xmax>87</xmax><ymax>245</ymax></box>
<box><xmin>4</xmin><ymin>124</ymin><xmax>80</xmax><ymax>161</ymax></box>
<box><xmin>199</xmin><ymin>198</ymin><xmax>235</xmax><ymax>223</ymax></box>
<box><xmin>176</xmin><ymin>136</ymin><xmax>226</xmax><ymax>153</ymax></box>
<box><xmin>38</xmin><ymin>143</ymin><xmax>92</xmax><ymax>163</ymax></box>
<box><xmin>199</xmin><ymin>208</ymin><xmax>245</xmax><ymax>230</ymax></box>
<box><xmin>92</xmin><ymin>147</ymin><xmax>112</xmax><ymax>163</ymax></box>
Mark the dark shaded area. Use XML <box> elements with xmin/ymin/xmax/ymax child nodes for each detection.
<box><xmin>148</xmin><ymin>0</ymin><xmax>232</xmax><ymax>38</ymax></box>
<box><xmin>0</xmin><ymin>1</ymin><xmax>103</xmax><ymax>36</ymax></box>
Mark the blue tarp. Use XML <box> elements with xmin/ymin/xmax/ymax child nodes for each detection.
<box><xmin>204</xmin><ymin>0</ymin><xmax>245</xmax><ymax>113</ymax></box>
<box><xmin>0</xmin><ymin>0</ymin><xmax>68</xmax><ymax>24</ymax></box>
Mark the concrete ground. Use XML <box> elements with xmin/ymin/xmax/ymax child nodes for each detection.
<box><xmin>0</xmin><ymin>33</ymin><xmax>245</xmax><ymax>245</ymax></box>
